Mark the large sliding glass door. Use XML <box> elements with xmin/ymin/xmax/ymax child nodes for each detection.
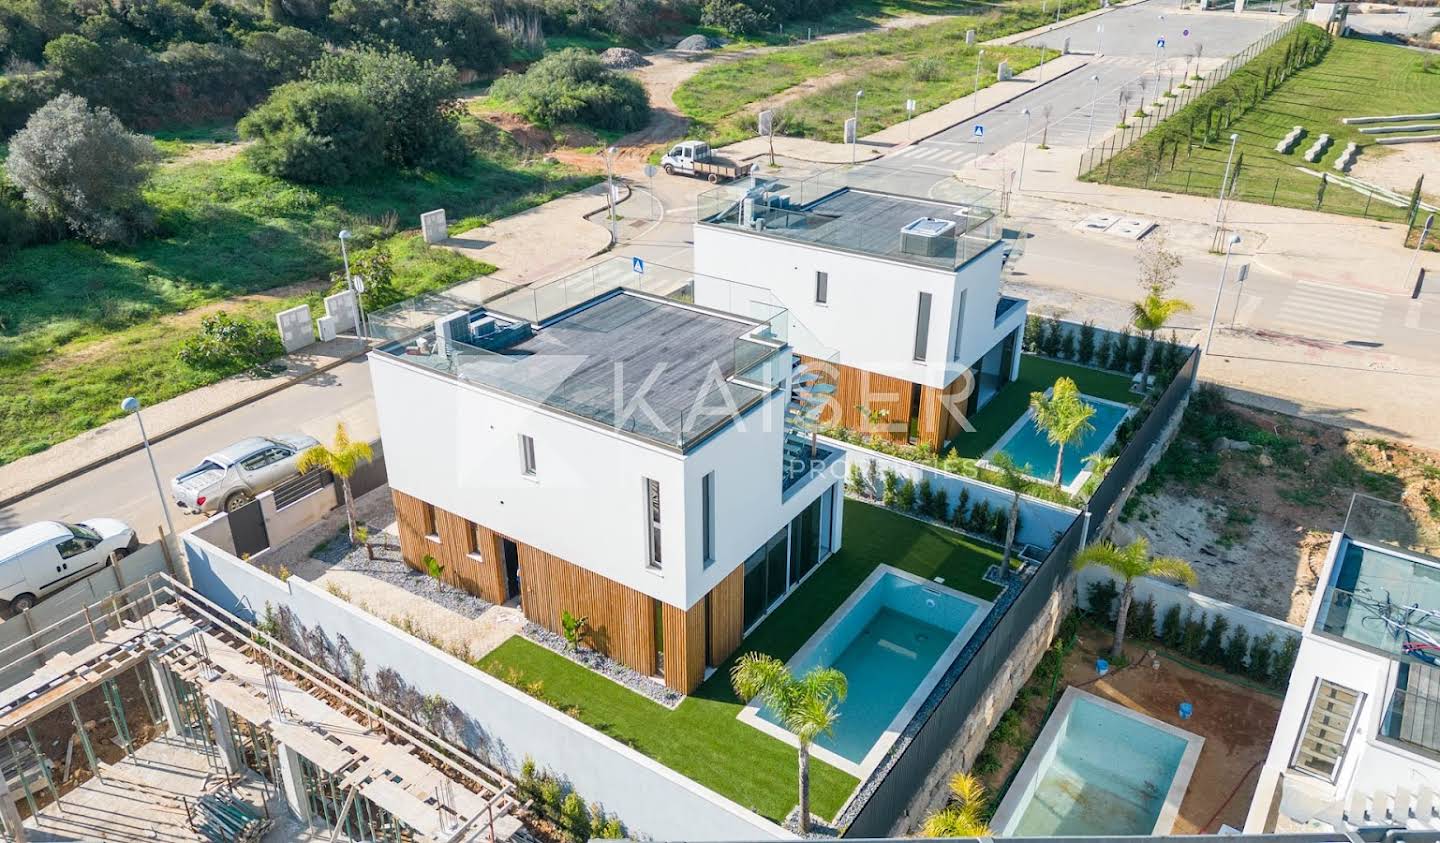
<box><xmin>744</xmin><ymin>527</ymin><xmax>788</xmax><ymax>630</ymax></box>
<box><xmin>741</xmin><ymin>482</ymin><xmax>841</xmax><ymax>632</ymax></box>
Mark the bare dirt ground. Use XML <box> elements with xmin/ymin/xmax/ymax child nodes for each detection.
<box><xmin>1120</xmin><ymin>387</ymin><xmax>1440</xmax><ymax>624</ymax></box>
<box><xmin>1350</xmin><ymin>141</ymin><xmax>1440</xmax><ymax>202</ymax></box>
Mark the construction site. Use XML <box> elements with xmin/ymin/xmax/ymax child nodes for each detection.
<box><xmin>0</xmin><ymin>573</ymin><xmax>520</xmax><ymax>843</ymax></box>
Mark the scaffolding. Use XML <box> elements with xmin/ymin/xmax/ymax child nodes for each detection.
<box><xmin>0</xmin><ymin>574</ymin><xmax>519</xmax><ymax>843</ymax></box>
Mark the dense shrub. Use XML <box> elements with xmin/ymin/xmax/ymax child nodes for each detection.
<box><xmin>178</xmin><ymin>312</ymin><xmax>285</xmax><ymax>374</ymax></box>
<box><xmin>239</xmin><ymin>81</ymin><xmax>385</xmax><ymax>184</ymax></box>
<box><xmin>308</xmin><ymin>48</ymin><xmax>466</xmax><ymax>170</ymax></box>
<box><xmin>490</xmin><ymin>48</ymin><xmax>650</xmax><ymax>132</ymax></box>
<box><xmin>701</xmin><ymin>0</ymin><xmax>767</xmax><ymax>34</ymax></box>
<box><xmin>4</xmin><ymin>93</ymin><xmax>157</xmax><ymax>243</ymax></box>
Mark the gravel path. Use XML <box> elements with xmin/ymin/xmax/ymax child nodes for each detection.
<box><xmin>521</xmin><ymin>623</ymin><xmax>683</xmax><ymax>708</ymax></box>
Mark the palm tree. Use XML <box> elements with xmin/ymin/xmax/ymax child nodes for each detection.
<box><xmin>1029</xmin><ymin>377</ymin><xmax>1095</xmax><ymax>489</ymax></box>
<box><xmin>296</xmin><ymin>422</ymin><xmax>374</xmax><ymax>545</ymax></box>
<box><xmin>921</xmin><ymin>772</ymin><xmax>991</xmax><ymax>837</ymax></box>
<box><xmin>1073</xmin><ymin>537</ymin><xmax>1197</xmax><ymax>660</ymax></box>
<box><xmin>730</xmin><ymin>653</ymin><xmax>847</xmax><ymax>834</ymax></box>
<box><xmin>989</xmin><ymin>451</ymin><xmax>1031</xmax><ymax>575</ymax></box>
<box><xmin>1131</xmin><ymin>289</ymin><xmax>1193</xmax><ymax>390</ymax></box>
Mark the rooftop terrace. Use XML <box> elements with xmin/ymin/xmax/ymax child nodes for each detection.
<box><xmin>697</xmin><ymin>170</ymin><xmax>1000</xmax><ymax>270</ymax></box>
<box><xmin>376</xmin><ymin>286</ymin><xmax>790</xmax><ymax>451</ymax></box>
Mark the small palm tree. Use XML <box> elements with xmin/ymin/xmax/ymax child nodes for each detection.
<box><xmin>921</xmin><ymin>772</ymin><xmax>991</xmax><ymax>837</ymax></box>
<box><xmin>297</xmin><ymin>422</ymin><xmax>374</xmax><ymax>545</ymax></box>
<box><xmin>1131</xmin><ymin>290</ymin><xmax>1193</xmax><ymax>390</ymax></box>
<box><xmin>1073</xmin><ymin>537</ymin><xmax>1196</xmax><ymax>660</ymax></box>
<box><xmin>731</xmin><ymin>653</ymin><xmax>847</xmax><ymax>834</ymax></box>
<box><xmin>1029</xmin><ymin>377</ymin><xmax>1095</xmax><ymax>489</ymax></box>
<box><xmin>989</xmin><ymin>451</ymin><xmax>1031</xmax><ymax>575</ymax></box>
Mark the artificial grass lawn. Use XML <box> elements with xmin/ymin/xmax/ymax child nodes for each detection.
<box><xmin>946</xmin><ymin>355</ymin><xmax>1137</xmax><ymax>459</ymax></box>
<box><xmin>476</xmin><ymin>499</ymin><xmax>1002</xmax><ymax>823</ymax></box>
<box><xmin>0</xmin><ymin>136</ymin><xmax>597</xmax><ymax>464</ymax></box>
<box><xmin>674</xmin><ymin>0</ymin><xmax>1100</xmax><ymax>146</ymax></box>
<box><xmin>1095</xmin><ymin>35</ymin><xmax>1440</xmax><ymax>222</ymax></box>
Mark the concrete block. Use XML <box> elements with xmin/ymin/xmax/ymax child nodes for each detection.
<box><xmin>275</xmin><ymin>305</ymin><xmax>314</xmax><ymax>353</ymax></box>
<box><xmin>324</xmin><ymin>290</ymin><xmax>358</xmax><ymax>333</ymax></box>
<box><xmin>997</xmin><ymin>60</ymin><xmax>1012</xmax><ymax>81</ymax></box>
<box><xmin>421</xmin><ymin>208</ymin><xmax>449</xmax><ymax>243</ymax></box>
<box><xmin>965</xmin><ymin>28</ymin><xmax>975</xmax><ymax>45</ymax></box>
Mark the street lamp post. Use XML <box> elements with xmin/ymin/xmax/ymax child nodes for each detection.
<box><xmin>122</xmin><ymin>397</ymin><xmax>177</xmax><ymax>553</ymax></box>
<box><xmin>1085</xmin><ymin>73</ymin><xmax>1100</xmax><ymax>146</ymax></box>
<box><xmin>1206</xmin><ymin>234</ymin><xmax>1241</xmax><ymax>355</ymax></box>
<box><xmin>1404</xmin><ymin>213</ymin><xmax>1434</xmax><ymax>295</ymax></box>
<box><xmin>851</xmin><ymin>90</ymin><xmax>863</xmax><ymax>164</ymax></box>
<box><xmin>972</xmin><ymin>52</ymin><xmax>985</xmax><ymax>114</ymax></box>
<box><xmin>1215</xmin><ymin>132</ymin><xmax>1240</xmax><ymax>224</ymax></box>
<box><xmin>1018</xmin><ymin>108</ymin><xmax>1032</xmax><ymax>190</ymax></box>
<box><xmin>1096</xmin><ymin>23</ymin><xmax>1104</xmax><ymax>55</ymax></box>
<box><xmin>602</xmin><ymin>146</ymin><xmax>619</xmax><ymax>244</ymax></box>
<box><xmin>337</xmin><ymin>228</ymin><xmax>368</xmax><ymax>339</ymax></box>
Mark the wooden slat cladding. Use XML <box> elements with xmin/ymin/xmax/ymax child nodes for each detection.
<box><xmin>662</xmin><ymin>603</ymin><xmax>706</xmax><ymax>693</ymax></box>
<box><xmin>708</xmin><ymin>566</ymin><xmax>745</xmax><ymax>667</ymax></box>
<box><xmin>918</xmin><ymin>370</ymin><xmax>972</xmax><ymax>449</ymax></box>
<box><xmin>800</xmin><ymin>355</ymin><xmax>961</xmax><ymax>448</ymax></box>
<box><xmin>392</xmin><ymin>490</ymin><xmax>508</xmax><ymax>603</ymax></box>
<box><xmin>517</xmin><ymin>545</ymin><xmax>658</xmax><ymax>680</ymax></box>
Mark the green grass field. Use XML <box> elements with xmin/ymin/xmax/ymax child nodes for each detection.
<box><xmin>0</xmin><ymin>131</ymin><xmax>597</xmax><ymax>465</ymax></box>
<box><xmin>675</xmin><ymin>0</ymin><xmax>1099</xmax><ymax>146</ymax></box>
<box><xmin>1094</xmin><ymin>34</ymin><xmax>1440</xmax><ymax>223</ymax></box>
<box><xmin>477</xmin><ymin>499</ymin><xmax>1001</xmax><ymax>823</ymax></box>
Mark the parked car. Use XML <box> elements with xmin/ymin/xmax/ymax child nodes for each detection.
<box><xmin>0</xmin><ymin>520</ymin><xmax>139</xmax><ymax>612</ymax></box>
<box><xmin>171</xmin><ymin>434</ymin><xmax>320</xmax><ymax>514</ymax></box>
<box><xmin>660</xmin><ymin>140</ymin><xmax>753</xmax><ymax>183</ymax></box>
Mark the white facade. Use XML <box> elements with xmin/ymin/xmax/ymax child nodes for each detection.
<box><xmin>1250</xmin><ymin>532</ymin><xmax>1440</xmax><ymax>831</ymax></box>
<box><xmin>693</xmin><ymin>223</ymin><xmax>1021</xmax><ymax>391</ymax></box>
<box><xmin>371</xmin><ymin>350</ymin><xmax>841</xmax><ymax>612</ymax></box>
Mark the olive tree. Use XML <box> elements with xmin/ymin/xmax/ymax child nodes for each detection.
<box><xmin>3</xmin><ymin>93</ymin><xmax>157</xmax><ymax>244</ymax></box>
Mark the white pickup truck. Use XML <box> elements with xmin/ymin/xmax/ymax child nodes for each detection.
<box><xmin>660</xmin><ymin>141</ymin><xmax>753</xmax><ymax>183</ymax></box>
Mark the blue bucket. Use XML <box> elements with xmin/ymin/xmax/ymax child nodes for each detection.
<box><xmin>1096</xmin><ymin>658</ymin><xmax>1109</xmax><ymax>676</ymax></box>
<box><xmin>1179</xmin><ymin>702</ymin><xmax>1194</xmax><ymax>720</ymax></box>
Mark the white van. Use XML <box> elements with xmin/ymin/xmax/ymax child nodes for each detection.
<box><xmin>0</xmin><ymin>520</ymin><xmax>138</xmax><ymax>612</ymax></box>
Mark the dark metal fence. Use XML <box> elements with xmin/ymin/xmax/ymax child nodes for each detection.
<box><xmin>1076</xmin><ymin>14</ymin><xmax>1303</xmax><ymax>177</ymax></box>
<box><xmin>840</xmin><ymin>347</ymin><xmax>1200</xmax><ymax>836</ymax></box>
<box><xmin>273</xmin><ymin>468</ymin><xmax>331</xmax><ymax>510</ymax></box>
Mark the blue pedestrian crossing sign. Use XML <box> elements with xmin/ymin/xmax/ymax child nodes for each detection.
<box><xmin>1156</xmin><ymin>37</ymin><xmax>1166</xmax><ymax>48</ymax></box>
<box><xmin>632</xmin><ymin>257</ymin><xmax>645</xmax><ymax>274</ymax></box>
<box><xmin>974</xmin><ymin>124</ymin><xmax>985</xmax><ymax>138</ymax></box>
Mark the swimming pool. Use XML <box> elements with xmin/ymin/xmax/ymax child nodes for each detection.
<box><xmin>980</xmin><ymin>392</ymin><xmax>1132</xmax><ymax>494</ymax></box>
<box><xmin>737</xmin><ymin>566</ymin><xmax>992</xmax><ymax>776</ymax></box>
<box><xmin>990</xmin><ymin>688</ymin><xmax>1204</xmax><ymax>837</ymax></box>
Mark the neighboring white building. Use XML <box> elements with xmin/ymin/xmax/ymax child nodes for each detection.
<box><xmin>692</xmin><ymin>174</ymin><xmax>1027</xmax><ymax>449</ymax></box>
<box><xmin>1249</xmin><ymin>532</ymin><xmax>1440</xmax><ymax>832</ymax></box>
<box><xmin>369</xmin><ymin>266</ymin><xmax>844</xmax><ymax>693</ymax></box>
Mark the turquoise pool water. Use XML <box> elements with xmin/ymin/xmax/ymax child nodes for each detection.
<box><xmin>993</xmin><ymin>396</ymin><xmax>1129</xmax><ymax>487</ymax></box>
<box><xmin>1001</xmin><ymin>695</ymin><xmax>1193</xmax><ymax>836</ymax></box>
<box><xmin>758</xmin><ymin>572</ymin><xmax>983</xmax><ymax>764</ymax></box>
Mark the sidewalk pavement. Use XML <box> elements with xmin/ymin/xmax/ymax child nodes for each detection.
<box><xmin>0</xmin><ymin>336</ymin><xmax>368</xmax><ymax>508</ymax></box>
<box><xmin>441</xmin><ymin>181</ymin><xmax>619</xmax><ymax>285</ymax></box>
<box><xmin>719</xmin><ymin>54</ymin><xmax>1093</xmax><ymax>165</ymax></box>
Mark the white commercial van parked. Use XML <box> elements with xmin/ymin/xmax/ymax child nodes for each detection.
<box><xmin>0</xmin><ymin>520</ymin><xmax>138</xmax><ymax>613</ymax></box>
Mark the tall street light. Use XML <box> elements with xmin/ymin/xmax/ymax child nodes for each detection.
<box><xmin>1206</xmin><ymin>234</ymin><xmax>1241</xmax><ymax>355</ymax></box>
<box><xmin>972</xmin><ymin>50</ymin><xmax>986</xmax><ymax>114</ymax></box>
<box><xmin>122</xmin><ymin>397</ymin><xmax>177</xmax><ymax>553</ymax></box>
<box><xmin>851</xmin><ymin>90</ymin><xmax>863</xmax><ymax>163</ymax></box>
<box><xmin>1404</xmin><ymin>213</ymin><xmax>1434</xmax><ymax>295</ymax></box>
<box><xmin>338</xmin><ymin>229</ymin><xmax>361</xmax><ymax>337</ymax></box>
<box><xmin>1018</xmin><ymin>108</ymin><xmax>1032</xmax><ymax>190</ymax></box>
<box><xmin>1215</xmin><ymin>132</ymin><xmax>1240</xmax><ymax>224</ymax></box>
<box><xmin>602</xmin><ymin>146</ymin><xmax>619</xmax><ymax>244</ymax></box>
<box><xmin>1096</xmin><ymin>22</ymin><xmax>1104</xmax><ymax>55</ymax></box>
<box><xmin>1085</xmin><ymin>73</ymin><xmax>1101</xmax><ymax>146</ymax></box>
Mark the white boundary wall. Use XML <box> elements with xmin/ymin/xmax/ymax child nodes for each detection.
<box><xmin>823</xmin><ymin>436</ymin><xmax>1078</xmax><ymax>551</ymax></box>
<box><xmin>182</xmin><ymin>532</ymin><xmax>794</xmax><ymax>842</ymax></box>
<box><xmin>1077</xmin><ymin>565</ymin><xmax>1303</xmax><ymax>648</ymax></box>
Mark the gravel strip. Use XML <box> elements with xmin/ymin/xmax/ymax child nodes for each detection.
<box><xmin>521</xmin><ymin>622</ymin><xmax>683</xmax><ymax>709</ymax></box>
<box><xmin>325</xmin><ymin>533</ymin><xmax>495</xmax><ymax>621</ymax></box>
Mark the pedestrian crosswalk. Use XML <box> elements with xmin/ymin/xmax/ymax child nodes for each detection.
<box><xmin>886</xmin><ymin>144</ymin><xmax>980</xmax><ymax>167</ymax></box>
<box><xmin>1270</xmin><ymin>280</ymin><xmax>1388</xmax><ymax>342</ymax></box>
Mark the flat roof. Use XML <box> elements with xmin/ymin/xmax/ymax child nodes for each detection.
<box><xmin>382</xmin><ymin>290</ymin><xmax>785</xmax><ymax>450</ymax></box>
<box><xmin>1314</xmin><ymin>536</ymin><xmax>1440</xmax><ymax>664</ymax></box>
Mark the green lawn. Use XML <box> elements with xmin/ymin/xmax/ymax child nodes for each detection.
<box><xmin>477</xmin><ymin>499</ymin><xmax>1002</xmax><ymax>823</ymax></box>
<box><xmin>675</xmin><ymin>0</ymin><xmax>1100</xmax><ymax>146</ymax></box>
<box><xmin>948</xmin><ymin>354</ymin><xmax>1137</xmax><ymax>459</ymax></box>
<box><xmin>1094</xmin><ymin>33</ymin><xmax>1440</xmax><ymax>223</ymax></box>
<box><xmin>0</xmin><ymin>127</ymin><xmax>598</xmax><ymax>464</ymax></box>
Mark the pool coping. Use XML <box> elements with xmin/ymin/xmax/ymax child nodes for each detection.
<box><xmin>976</xmin><ymin>389</ymin><xmax>1136</xmax><ymax>496</ymax></box>
<box><xmin>989</xmin><ymin>686</ymin><xmax>1206</xmax><ymax>836</ymax></box>
<box><xmin>735</xmin><ymin>565</ymin><xmax>994</xmax><ymax>778</ymax></box>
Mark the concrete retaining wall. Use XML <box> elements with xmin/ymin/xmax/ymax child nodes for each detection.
<box><xmin>1077</xmin><ymin>565</ymin><xmax>1302</xmax><ymax>648</ymax></box>
<box><xmin>182</xmin><ymin>532</ymin><xmax>793</xmax><ymax>842</ymax></box>
<box><xmin>0</xmin><ymin>541</ymin><xmax>173</xmax><ymax>689</ymax></box>
<box><xmin>823</xmin><ymin>437</ymin><xmax>1077</xmax><ymax>552</ymax></box>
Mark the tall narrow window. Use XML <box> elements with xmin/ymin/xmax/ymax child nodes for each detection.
<box><xmin>518</xmin><ymin>434</ymin><xmax>537</xmax><ymax>477</ymax></box>
<box><xmin>951</xmin><ymin>289</ymin><xmax>968</xmax><ymax>361</ymax></box>
<box><xmin>644</xmin><ymin>478</ymin><xmax>663</xmax><ymax>569</ymax></box>
<box><xmin>653</xmin><ymin>598</ymin><xmax>665</xmax><ymax>677</ymax></box>
<box><xmin>701</xmin><ymin>472</ymin><xmax>716</xmax><ymax>568</ymax></box>
<box><xmin>815</xmin><ymin>271</ymin><xmax>829</xmax><ymax>304</ymax></box>
<box><xmin>422</xmin><ymin>502</ymin><xmax>437</xmax><ymax>538</ymax></box>
<box><xmin>913</xmin><ymin>292</ymin><xmax>932</xmax><ymax>362</ymax></box>
<box><xmin>1292</xmin><ymin>680</ymin><xmax>1361</xmax><ymax>781</ymax></box>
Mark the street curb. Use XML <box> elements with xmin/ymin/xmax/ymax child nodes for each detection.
<box><xmin>582</xmin><ymin>183</ymin><xmax>634</xmax><ymax>253</ymax></box>
<box><xmin>0</xmin><ymin>343</ymin><xmax>374</xmax><ymax>510</ymax></box>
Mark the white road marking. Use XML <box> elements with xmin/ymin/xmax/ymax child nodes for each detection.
<box><xmin>1271</xmin><ymin>280</ymin><xmax>1388</xmax><ymax>339</ymax></box>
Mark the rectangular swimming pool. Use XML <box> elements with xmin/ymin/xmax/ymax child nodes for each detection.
<box><xmin>737</xmin><ymin>566</ymin><xmax>991</xmax><ymax>776</ymax></box>
<box><xmin>982</xmin><ymin>393</ymin><xmax>1132</xmax><ymax>494</ymax></box>
<box><xmin>990</xmin><ymin>687</ymin><xmax>1203</xmax><ymax>837</ymax></box>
